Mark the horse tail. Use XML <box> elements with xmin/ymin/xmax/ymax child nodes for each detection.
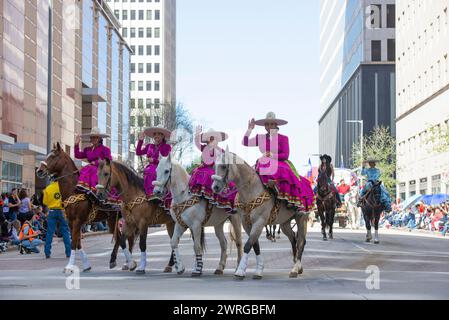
<box><xmin>200</xmin><ymin>227</ymin><xmax>207</xmax><ymax>254</ymax></box>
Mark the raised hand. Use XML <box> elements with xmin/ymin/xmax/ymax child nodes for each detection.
<box><xmin>138</xmin><ymin>132</ymin><xmax>145</xmax><ymax>141</ymax></box>
<box><xmin>75</xmin><ymin>134</ymin><xmax>81</xmax><ymax>145</ymax></box>
<box><xmin>195</xmin><ymin>125</ymin><xmax>202</xmax><ymax>135</ymax></box>
<box><xmin>248</xmin><ymin>118</ymin><xmax>256</xmax><ymax>130</ymax></box>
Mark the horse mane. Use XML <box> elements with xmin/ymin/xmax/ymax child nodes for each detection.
<box><xmin>112</xmin><ymin>161</ymin><xmax>145</xmax><ymax>190</ymax></box>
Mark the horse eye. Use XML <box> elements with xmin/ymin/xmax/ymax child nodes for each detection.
<box><xmin>221</xmin><ymin>165</ymin><xmax>227</xmax><ymax>170</ymax></box>
<box><xmin>104</xmin><ymin>173</ymin><xmax>109</xmax><ymax>176</ymax></box>
<box><xmin>165</xmin><ymin>170</ymin><xmax>169</xmax><ymax>174</ymax></box>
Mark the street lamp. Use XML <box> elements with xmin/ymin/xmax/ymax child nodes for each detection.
<box><xmin>47</xmin><ymin>0</ymin><xmax>53</xmax><ymax>155</ymax></box>
<box><xmin>346</xmin><ymin>120</ymin><xmax>364</xmax><ymax>172</ymax></box>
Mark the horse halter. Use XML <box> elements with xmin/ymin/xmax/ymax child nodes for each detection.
<box><xmin>37</xmin><ymin>161</ymin><xmax>78</xmax><ymax>181</ymax></box>
<box><xmin>155</xmin><ymin>163</ymin><xmax>172</xmax><ymax>197</ymax></box>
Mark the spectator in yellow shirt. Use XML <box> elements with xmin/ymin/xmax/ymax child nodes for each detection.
<box><xmin>43</xmin><ymin>180</ymin><xmax>71</xmax><ymax>259</ymax></box>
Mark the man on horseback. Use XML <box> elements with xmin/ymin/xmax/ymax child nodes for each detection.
<box><xmin>136</xmin><ymin>124</ymin><xmax>173</xmax><ymax>211</ymax></box>
<box><xmin>242</xmin><ymin>112</ymin><xmax>314</xmax><ymax>212</ymax></box>
<box><xmin>357</xmin><ymin>159</ymin><xmax>392</xmax><ymax>213</ymax></box>
<box><xmin>316</xmin><ymin>155</ymin><xmax>342</xmax><ymax>208</ymax></box>
<box><xmin>190</xmin><ymin>126</ymin><xmax>237</xmax><ymax>212</ymax></box>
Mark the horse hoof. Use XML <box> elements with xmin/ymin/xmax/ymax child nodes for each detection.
<box><xmin>164</xmin><ymin>266</ymin><xmax>173</xmax><ymax>273</ymax></box>
<box><xmin>191</xmin><ymin>272</ymin><xmax>202</xmax><ymax>277</ymax></box>
<box><xmin>177</xmin><ymin>267</ymin><xmax>185</xmax><ymax>275</ymax></box>
<box><xmin>109</xmin><ymin>262</ymin><xmax>117</xmax><ymax>269</ymax></box>
<box><xmin>323</xmin><ymin>237</ymin><xmax>328</xmax><ymax>241</ymax></box>
<box><xmin>234</xmin><ymin>275</ymin><xmax>245</xmax><ymax>280</ymax></box>
<box><xmin>252</xmin><ymin>274</ymin><xmax>263</xmax><ymax>280</ymax></box>
<box><xmin>374</xmin><ymin>240</ymin><xmax>379</xmax><ymax>244</ymax></box>
<box><xmin>329</xmin><ymin>234</ymin><xmax>333</xmax><ymax>240</ymax></box>
<box><xmin>214</xmin><ymin>269</ymin><xmax>224</xmax><ymax>275</ymax></box>
<box><xmin>136</xmin><ymin>269</ymin><xmax>145</xmax><ymax>275</ymax></box>
<box><xmin>289</xmin><ymin>272</ymin><xmax>298</xmax><ymax>278</ymax></box>
<box><xmin>298</xmin><ymin>267</ymin><xmax>304</xmax><ymax>275</ymax></box>
<box><xmin>122</xmin><ymin>265</ymin><xmax>129</xmax><ymax>271</ymax></box>
<box><xmin>129</xmin><ymin>261</ymin><xmax>137</xmax><ymax>271</ymax></box>
<box><xmin>366</xmin><ymin>238</ymin><xmax>371</xmax><ymax>242</ymax></box>
<box><xmin>63</xmin><ymin>268</ymin><xmax>73</xmax><ymax>274</ymax></box>
<box><xmin>83</xmin><ymin>267</ymin><xmax>91</xmax><ymax>273</ymax></box>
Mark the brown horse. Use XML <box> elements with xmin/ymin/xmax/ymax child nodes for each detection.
<box><xmin>316</xmin><ymin>172</ymin><xmax>336</xmax><ymax>241</ymax></box>
<box><xmin>97</xmin><ymin>158</ymin><xmax>176</xmax><ymax>274</ymax></box>
<box><xmin>36</xmin><ymin>143</ymin><xmax>134</xmax><ymax>272</ymax></box>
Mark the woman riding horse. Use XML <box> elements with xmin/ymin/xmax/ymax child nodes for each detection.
<box><xmin>136</xmin><ymin>125</ymin><xmax>172</xmax><ymax>210</ymax></box>
<box><xmin>242</xmin><ymin>112</ymin><xmax>314</xmax><ymax>211</ymax></box>
<box><xmin>316</xmin><ymin>154</ymin><xmax>342</xmax><ymax>208</ymax></box>
<box><xmin>189</xmin><ymin>126</ymin><xmax>238</xmax><ymax>212</ymax></box>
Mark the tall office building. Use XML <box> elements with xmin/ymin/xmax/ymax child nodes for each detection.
<box><xmin>0</xmin><ymin>0</ymin><xmax>131</xmax><ymax>193</ymax></box>
<box><xmin>106</xmin><ymin>0</ymin><xmax>176</xmax><ymax>169</ymax></box>
<box><xmin>396</xmin><ymin>1</ymin><xmax>449</xmax><ymax>199</ymax></box>
<box><xmin>319</xmin><ymin>0</ymin><xmax>396</xmax><ymax>168</ymax></box>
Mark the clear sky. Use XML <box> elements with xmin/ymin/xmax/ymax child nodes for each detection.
<box><xmin>176</xmin><ymin>0</ymin><xmax>321</xmax><ymax>174</ymax></box>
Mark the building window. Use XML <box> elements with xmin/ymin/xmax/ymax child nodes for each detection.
<box><xmin>154</xmin><ymin>28</ymin><xmax>160</xmax><ymax>38</ymax></box>
<box><xmin>154</xmin><ymin>63</ymin><xmax>160</xmax><ymax>73</ymax></box>
<box><xmin>154</xmin><ymin>81</ymin><xmax>160</xmax><ymax>91</ymax></box>
<box><xmin>146</xmin><ymin>99</ymin><xmax>152</xmax><ymax>109</ymax></box>
<box><xmin>138</xmin><ymin>81</ymin><xmax>144</xmax><ymax>91</ymax></box>
<box><xmin>130</xmin><ymin>134</ymin><xmax>135</xmax><ymax>146</ymax></box>
<box><xmin>371</xmin><ymin>40</ymin><xmax>381</xmax><ymax>61</ymax></box>
<box><xmin>122</xmin><ymin>27</ymin><xmax>128</xmax><ymax>38</ymax></box>
<box><xmin>122</xmin><ymin>10</ymin><xmax>128</xmax><ymax>20</ymax></box>
<box><xmin>146</xmin><ymin>10</ymin><xmax>152</xmax><ymax>20</ymax></box>
<box><xmin>146</xmin><ymin>63</ymin><xmax>152</xmax><ymax>73</ymax></box>
<box><xmin>387</xmin><ymin>39</ymin><xmax>395</xmax><ymax>61</ymax></box>
<box><xmin>138</xmin><ymin>99</ymin><xmax>144</xmax><ymax>109</ymax></box>
<box><xmin>146</xmin><ymin>28</ymin><xmax>152</xmax><ymax>38</ymax></box>
<box><xmin>130</xmin><ymin>82</ymin><xmax>136</xmax><ymax>91</ymax></box>
<box><xmin>138</xmin><ymin>46</ymin><xmax>144</xmax><ymax>55</ymax></box>
<box><xmin>138</xmin><ymin>116</ymin><xmax>144</xmax><ymax>127</ymax></box>
<box><xmin>130</xmin><ymin>116</ymin><xmax>136</xmax><ymax>126</ymax></box>
<box><xmin>130</xmin><ymin>63</ymin><xmax>135</xmax><ymax>73</ymax></box>
<box><xmin>138</xmin><ymin>63</ymin><xmax>144</xmax><ymax>73</ymax></box>
<box><xmin>146</xmin><ymin>81</ymin><xmax>152</xmax><ymax>91</ymax></box>
<box><xmin>154</xmin><ymin>116</ymin><xmax>160</xmax><ymax>126</ymax></box>
<box><xmin>130</xmin><ymin>99</ymin><xmax>136</xmax><ymax>109</ymax></box>
<box><xmin>155</xmin><ymin>10</ymin><xmax>160</xmax><ymax>20</ymax></box>
<box><xmin>114</xmin><ymin>10</ymin><xmax>119</xmax><ymax>20</ymax></box>
<box><xmin>155</xmin><ymin>45</ymin><xmax>160</xmax><ymax>55</ymax></box>
<box><xmin>130</xmin><ymin>28</ymin><xmax>136</xmax><ymax>38</ymax></box>
<box><xmin>130</xmin><ymin>10</ymin><xmax>136</xmax><ymax>20</ymax></box>
<box><xmin>154</xmin><ymin>99</ymin><xmax>160</xmax><ymax>108</ymax></box>
<box><xmin>139</xmin><ymin>10</ymin><xmax>144</xmax><ymax>20</ymax></box>
<box><xmin>130</xmin><ymin>45</ymin><xmax>135</xmax><ymax>55</ymax></box>
<box><xmin>138</xmin><ymin>28</ymin><xmax>144</xmax><ymax>38</ymax></box>
<box><xmin>146</xmin><ymin>45</ymin><xmax>152</xmax><ymax>55</ymax></box>
<box><xmin>145</xmin><ymin>116</ymin><xmax>151</xmax><ymax>127</ymax></box>
<box><xmin>1</xmin><ymin>161</ymin><xmax>23</xmax><ymax>192</ymax></box>
<box><xmin>387</xmin><ymin>4</ymin><xmax>395</xmax><ymax>28</ymax></box>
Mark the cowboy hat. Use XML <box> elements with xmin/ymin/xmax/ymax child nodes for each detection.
<box><xmin>80</xmin><ymin>127</ymin><xmax>110</xmax><ymax>138</ymax></box>
<box><xmin>364</xmin><ymin>158</ymin><xmax>380</xmax><ymax>163</ymax></box>
<box><xmin>200</xmin><ymin>129</ymin><xmax>229</xmax><ymax>143</ymax></box>
<box><xmin>255</xmin><ymin>112</ymin><xmax>288</xmax><ymax>126</ymax></box>
<box><xmin>320</xmin><ymin>154</ymin><xmax>332</xmax><ymax>163</ymax></box>
<box><xmin>144</xmin><ymin>125</ymin><xmax>172</xmax><ymax>139</ymax></box>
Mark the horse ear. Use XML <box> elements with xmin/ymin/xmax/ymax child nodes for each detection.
<box><xmin>105</xmin><ymin>157</ymin><xmax>111</xmax><ymax>165</ymax></box>
<box><xmin>56</xmin><ymin>142</ymin><xmax>62</xmax><ymax>151</ymax></box>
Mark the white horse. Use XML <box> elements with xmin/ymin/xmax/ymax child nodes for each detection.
<box><xmin>345</xmin><ymin>186</ymin><xmax>361</xmax><ymax>230</ymax></box>
<box><xmin>212</xmin><ymin>149</ymin><xmax>311</xmax><ymax>279</ymax></box>
<box><xmin>152</xmin><ymin>154</ymin><xmax>243</xmax><ymax>277</ymax></box>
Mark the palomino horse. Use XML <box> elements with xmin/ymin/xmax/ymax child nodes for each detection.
<box><xmin>152</xmin><ymin>154</ymin><xmax>243</xmax><ymax>277</ymax></box>
<box><xmin>212</xmin><ymin>150</ymin><xmax>310</xmax><ymax>279</ymax></box>
<box><xmin>316</xmin><ymin>172</ymin><xmax>337</xmax><ymax>241</ymax></box>
<box><xmin>97</xmin><ymin>158</ymin><xmax>176</xmax><ymax>274</ymax></box>
<box><xmin>360</xmin><ymin>182</ymin><xmax>383</xmax><ymax>244</ymax></box>
<box><xmin>36</xmin><ymin>143</ymin><xmax>134</xmax><ymax>273</ymax></box>
<box><xmin>345</xmin><ymin>186</ymin><xmax>361</xmax><ymax>230</ymax></box>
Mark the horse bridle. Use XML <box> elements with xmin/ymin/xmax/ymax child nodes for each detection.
<box><xmin>38</xmin><ymin>161</ymin><xmax>79</xmax><ymax>181</ymax></box>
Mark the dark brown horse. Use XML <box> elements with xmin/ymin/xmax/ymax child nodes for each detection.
<box><xmin>97</xmin><ymin>158</ymin><xmax>176</xmax><ymax>274</ymax></box>
<box><xmin>360</xmin><ymin>181</ymin><xmax>383</xmax><ymax>244</ymax></box>
<box><xmin>316</xmin><ymin>172</ymin><xmax>336</xmax><ymax>241</ymax></box>
<box><xmin>36</xmin><ymin>143</ymin><xmax>135</xmax><ymax>272</ymax></box>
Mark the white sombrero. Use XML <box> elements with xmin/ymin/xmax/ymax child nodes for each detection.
<box><xmin>80</xmin><ymin>127</ymin><xmax>110</xmax><ymax>138</ymax></box>
<box><xmin>200</xmin><ymin>129</ymin><xmax>229</xmax><ymax>143</ymax></box>
<box><xmin>144</xmin><ymin>125</ymin><xmax>172</xmax><ymax>139</ymax></box>
<box><xmin>255</xmin><ymin>112</ymin><xmax>288</xmax><ymax>126</ymax></box>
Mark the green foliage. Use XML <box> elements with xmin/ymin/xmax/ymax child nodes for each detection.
<box><xmin>425</xmin><ymin>122</ymin><xmax>449</xmax><ymax>154</ymax></box>
<box><xmin>185</xmin><ymin>156</ymin><xmax>201</xmax><ymax>175</ymax></box>
<box><xmin>351</xmin><ymin>126</ymin><xmax>396</xmax><ymax>194</ymax></box>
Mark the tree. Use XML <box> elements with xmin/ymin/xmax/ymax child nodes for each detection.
<box><xmin>185</xmin><ymin>156</ymin><xmax>202</xmax><ymax>175</ymax></box>
<box><xmin>425</xmin><ymin>121</ymin><xmax>449</xmax><ymax>154</ymax></box>
<box><xmin>351</xmin><ymin>126</ymin><xmax>396</xmax><ymax>195</ymax></box>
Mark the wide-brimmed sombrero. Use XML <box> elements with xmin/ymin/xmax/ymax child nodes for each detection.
<box><xmin>255</xmin><ymin>112</ymin><xmax>288</xmax><ymax>126</ymax></box>
<box><xmin>144</xmin><ymin>125</ymin><xmax>172</xmax><ymax>139</ymax></box>
<box><xmin>200</xmin><ymin>129</ymin><xmax>229</xmax><ymax>143</ymax></box>
<box><xmin>80</xmin><ymin>127</ymin><xmax>110</xmax><ymax>138</ymax></box>
<box><xmin>320</xmin><ymin>154</ymin><xmax>332</xmax><ymax>163</ymax></box>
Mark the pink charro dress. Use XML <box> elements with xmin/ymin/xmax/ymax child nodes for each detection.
<box><xmin>75</xmin><ymin>143</ymin><xmax>112</xmax><ymax>191</ymax></box>
<box><xmin>136</xmin><ymin>139</ymin><xmax>172</xmax><ymax>210</ymax></box>
<box><xmin>243</xmin><ymin>132</ymin><xmax>315</xmax><ymax>211</ymax></box>
<box><xmin>189</xmin><ymin>144</ymin><xmax>238</xmax><ymax>212</ymax></box>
